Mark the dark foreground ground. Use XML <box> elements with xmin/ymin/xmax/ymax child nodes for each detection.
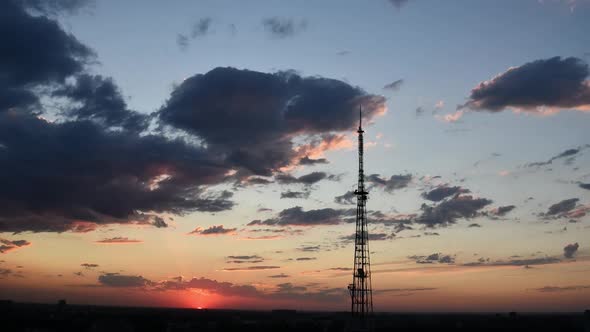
<box><xmin>2</xmin><ymin>301</ymin><xmax>589</xmax><ymax>332</ymax></box>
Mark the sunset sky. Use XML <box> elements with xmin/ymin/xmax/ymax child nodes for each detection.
<box><xmin>1</xmin><ymin>0</ymin><xmax>590</xmax><ymax>312</ymax></box>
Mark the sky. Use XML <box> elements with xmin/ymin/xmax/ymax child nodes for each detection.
<box><xmin>1</xmin><ymin>0</ymin><xmax>590</xmax><ymax>312</ymax></box>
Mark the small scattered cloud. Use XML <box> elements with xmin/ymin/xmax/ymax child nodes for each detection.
<box><xmin>153</xmin><ymin>216</ymin><xmax>168</xmax><ymax>228</ymax></box>
<box><xmin>226</xmin><ymin>255</ymin><xmax>264</xmax><ymax>264</ymax></box>
<box><xmin>188</xmin><ymin>225</ymin><xmax>237</xmax><ymax>236</ymax></box>
<box><xmin>0</xmin><ymin>238</ymin><xmax>31</xmax><ymax>254</ymax></box>
<box><xmin>334</xmin><ymin>191</ymin><xmax>356</xmax><ymax>205</ymax></box>
<box><xmin>327</xmin><ymin>267</ymin><xmax>352</xmax><ymax>271</ymax></box>
<box><xmin>268</xmin><ymin>273</ymin><xmax>290</xmax><ymax>278</ymax></box>
<box><xmin>383</xmin><ymin>79</ymin><xmax>404</xmax><ymax>92</ymax></box>
<box><xmin>298</xmin><ymin>156</ymin><xmax>329</xmax><ymax>166</ymax></box>
<box><xmin>415</xmin><ymin>195</ymin><xmax>492</xmax><ymax>228</ymax></box>
<box><xmin>176</xmin><ymin>33</ymin><xmax>189</xmax><ymax>51</ymax></box>
<box><xmin>563</xmin><ymin>242</ymin><xmax>579</xmax><ymax>258</ymax></box>
<box><xmin>248</xmin><ymin>206</ymin><xmax>349</xmax><ymax>227</ymax></box>
<box><xmin>176</xmin><ymin>17</ymin><xmax>213</xmax><ymax>51</ymax></box>
<box><xmin>280</xmin><ymin>190</ymin><xmax>311</xmax><ymax>199</ymax></box>
<box><xmin>295</xmin><ymin>257</ymin><xmax>316</xmax><ymax>261</ymax></box>
<box><xmin>340</xmin><ymin>232</ymin><xmax>395</xmax><ymax>242</ymax></box>
<box><xmin>534</xmin><ymin>285</ymin><xmax>590</xmax><ymax>293</ymax></box>
<box><xmin>366</xmin><ymin>174</ymin><xmax>412</xmax><ymax>193</ymax></box>
<box><xmin>98</xmin><ymin>273</ymin><xmax>152</xmax><ymax>287</ymax></box>
<box><xmin>192</xmin><ymin>18</ymin><xmax>212</xmax><ymax>38</ymax></box>
<box><xmin>409</xmin><ymin>253</ymin><xmax>455</xmax><ymax>264</ymax></box>
<box><xmin>415</xmin><ymin>106</ymin><xmax>425</xmax><ymax>117</ymax></box>
<box><xmin>298</xmin><ymin>245</ymin><xmax>321</xmax><ymax>252</ymax></box>
<box><xmin>526</xmin><ymin>145</ymin><xmax>588</xmax><ymax>167</ymax></box>
<box><xmin>463</xmin><ymin>256</ymin><xmax>560</xmax><ymax>267</ymax></box>
<box><xmin>276</xmin><ymin>172</ymin><xmax>334</xmax><ymax>186</ymax></box>
<box><xmin>242</xmin><ymin>177</ymin><xmax>274</xmax><ymax>186</ymax></box>
<box><xmin>490</xmin><ymin>205</ymin><xmax>516</xmax><ymax>217</ymax></box>
<box><xmin>545</xmin><ymin>198</ymin><xmax>579</xmax><ymax>216</ymax></box>
<box><xmin>262</xmin><ymin>17</ymin><xmax>307</xmax><ymax>38</ymax></box>
<box><xmin>421</xmin><ymin>185</ymin><xmax>469</xmax><ymax>202</ymax></box>
<box><xmin>81</xmin><ymin>263</ymin><xmax>99</xmax><ymax>269</ymax></box>
<box><xmin>95</xmin><ymin>237</ymin><xmax>143</xmax><ymax>244</ymax></box>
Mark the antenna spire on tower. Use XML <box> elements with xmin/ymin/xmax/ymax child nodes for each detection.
<box><xmin>358</xmin><ymin>105</ymin><xmax>364</xmax><ymax>134</ymax></box>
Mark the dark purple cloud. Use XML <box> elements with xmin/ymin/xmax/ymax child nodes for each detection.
<box><xmin>298</xmin><ymin>156</ymin><xmax>328</xmax><ymax>166</ymax></box>
<box><xmin>409</xmin><ymin>253</ymin><xmax>455</xmax><ymax>264</ymax></box>
<box><xmin>526</xmin><ymin>145</ymin><xmax>588</xmax><ymax>167</ymax></box>
<box><xmin>157</xmin><ymin>276</ymin><xmax>261</xmax><ymax>297</ymax></box>
<box><xmin>0</xmin><ymin>0</ymin><xmax>93</xmax><ymax>111</ymax></box>
<box><xmin>280</xmin><ymin>190</ymin><xmax>310</xmax><ymax>199</ymax></box>
<box><xmin>158</xmin><ymin>67</ymin><xmax>385</xmax><ymax>176</ymax></box>
<box><xmin>493</xmin><ymin>205</ymin><xmax>516</xmax><ymax>216</ymax></box>
<box><xmin>341</xmin><ymin>232</ymin><xmax>395</xmax><ymax>242</ymax></box>
<box><xmin>248</xmin><ymin>206</ymin><xmax>348</xmax><ymax>227</ymax></box>
<box><xmin>188</xmin><ymin>225</ymin><xmax>237</xmax><ymax>236</ymax></box>
<box><xmin>98</xmin><ymin>273</ymin><xmax>152</xmax><ymax>288</ymax></box>
<box><xmin>0</xmin><ymin>113</ymin><xmax>234</xmax><ymax>233</ymax></box>
<box><xmin>415</xmin><ymin>195</ymin><xmax>492</xmax><ymax>227</ymax></box>
<box><xmin>298</xmin><ymin>245</ymin><xmax>321</xmax><ymax>252</ymax></box>
<box><xmin>460</xmin><ymin>57</ymin><xmax>590</xmax><ymax>113</ymax></box>
<box><xmin>0</xmin><ymin>238</ymin><xmax>32</xmax><ymax>253</ymax></box>
<box><xmin>563</xmin><ymin>242</ymin><xmax>579</xmax><ymax>258</ymax></box>
<box><xmin>1</xmin><ymin>1</ymin><xmax>388</xmax><ymax>234</ymax></box>
<box><xmin>334</xmin><ymin>191</ymin><xmax>356</xmax><ymax>205</ymax></box>
<box><xmin>422</xmin><ymin>185</ymin><xmax>469</xmax><ymax>202</ymax></box>
<box><xmin>276</xmin><ymin>172</ymin><xmax>330</xmax><ymax>185</ymax></box>
<box><xmin>366</xmin><ymin>174</ymin><xmax>412</xmax><ymax>193</ymax></box>
<box><xmin>54</xmin><ymin>74</ymin><xmax>148</xmax><ymax>132</ymax></box>
<box><xmin>546</xmin><ymin>198</ymin><xmax>579</xmax><ymax>216</ymax></box>
<box><xmin>0</xmin><ymin>2</ymin><xmax>238</xmax><ymax>233</ymax></box>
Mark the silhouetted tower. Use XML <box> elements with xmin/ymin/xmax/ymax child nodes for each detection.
<box><xmin>348</xmin><ymin>107</ymin><xmax>373</xmax><ymax>321</ymax></box>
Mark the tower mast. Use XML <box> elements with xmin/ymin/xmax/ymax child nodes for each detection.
<box><xmin>348</xmin><ymin>106</ymin><xmax>373</xmax><ymax>321</ymax></box>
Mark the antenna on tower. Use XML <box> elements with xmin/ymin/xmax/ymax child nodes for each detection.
<box><xmin>358</xmin><ymin>105</ymin><xmax>364</xmax><ymax>133</ymax></box>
